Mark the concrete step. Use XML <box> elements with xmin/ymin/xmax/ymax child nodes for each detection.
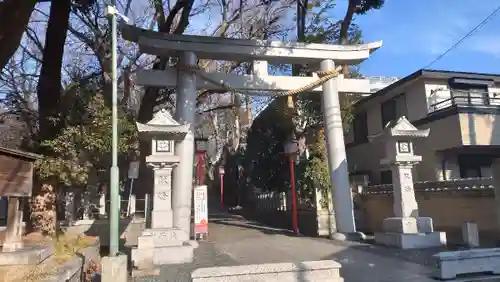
<box><xmin>131</xmin><ymin>243</ymin><xmax>194</xmax><ymax>267</ymax></box>
<box><xmin>138</xmin><ymin>227</ymin><xmax>189</xmax><ymax>248</ymax></box>
<box><xmin>131</xmin><ymin>265</ymin><xmax>160</xmax><ymax>278</ymax></box>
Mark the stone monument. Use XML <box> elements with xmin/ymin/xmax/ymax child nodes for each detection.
<box><xmin>132</xmin><ymin>109</ymin><xmax>197</xmax><ymax>270</ymax></box>
<box><xmin>369</xmin><ymin>116</ymin><xmax>446</xmax><ymax>249</ymax></box>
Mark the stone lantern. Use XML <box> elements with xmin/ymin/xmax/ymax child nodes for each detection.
<box><xmin>132</xmin><ymin>109</ymin><xmax>197</xmax><ymax>269</ymax></box>
<box><xmin>369</xmin><ymin>116</ymin><xmax>446</xmax><ymax>249</ymax></box>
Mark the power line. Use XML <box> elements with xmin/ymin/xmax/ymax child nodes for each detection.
<box><xmin>424</xmin><ymin>5</ymin><xmax>500</xmax><ymax>69</ymax></box>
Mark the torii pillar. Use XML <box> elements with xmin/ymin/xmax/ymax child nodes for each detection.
<box><xmin>320</xmin><ymin>60</ymin><xmax>356</xmax><ymax>236</ymax></box>
<box><xmin>172</xmin><ymin>52</ymin><xmax>198</xmax><ymax>236</ymax></box>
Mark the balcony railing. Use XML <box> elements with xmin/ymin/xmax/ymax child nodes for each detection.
<box><xmin>428</xmin><ymin>89</ymin><xmax>500</xmax><ymax>113</ymax></box>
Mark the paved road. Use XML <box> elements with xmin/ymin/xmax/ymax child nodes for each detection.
<box><xmin>132</xmin><ymin>212</ymin><xmax>500</xmax><ymax>282</ymax></box>
<box><xmin>133</xmin><ymin>212</ymin><xmax>448</xmax><ymax>282</ymax></box>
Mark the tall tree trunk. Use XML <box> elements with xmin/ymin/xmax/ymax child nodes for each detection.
<box><xmin>37</xmin><ymin>0</ymin><xmax>71</xmax><ymax>142</ymax></box>
<box><xmin>289</xmin><ymin>0</ymin><xmax>307</xmax><ymax>109</ymax></box>
<box><xmin>291</xmin><ymin>0</ymin><xmax>307</xmax><ymax>77</ymax></box>
<box><xmin>0</xmin><ymin>0</ymin><xmax>37</xmax><ymax>70</ymax></box>
<box><xmin>339</xmin><ymin>0</ymin><xmax>357</xmax><ymax>75</ymax></box>
<box><xmin>32</xmin><ymin>0</ymin><xmax>71</xmax><ymax>236</ymax></box>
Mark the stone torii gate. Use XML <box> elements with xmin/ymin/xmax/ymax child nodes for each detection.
<box><xmin>120</xmin><ymin>23</ymin><xmax>382</xmax><ymax>237</ymax></box>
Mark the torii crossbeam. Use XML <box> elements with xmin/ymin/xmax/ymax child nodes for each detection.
<box><xmin>120</xmin><ymin>23</ymin><xmax>382</xmax><ymax>238</ymax></box>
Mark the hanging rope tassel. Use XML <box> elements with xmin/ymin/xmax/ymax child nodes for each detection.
<box><xmin>286</xmin><ymin>96</ymin><xmax>294</xmax><ymax>109</ymax></box>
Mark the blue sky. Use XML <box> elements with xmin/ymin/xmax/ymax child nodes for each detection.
<box><xmin>335</xmin><ymin>0</ymin><xmax>500</xmax><ymax>77</ymax></box>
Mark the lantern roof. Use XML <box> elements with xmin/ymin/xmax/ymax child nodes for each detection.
<box><xmin>369</xmin><ymin>116</ymin><xmax>430</xmax><ymax>143</ymax></box>
<box><xmin>136</xmin><ymin>109</ymin><xmax>190</xmax><ymax>140</ymax></box>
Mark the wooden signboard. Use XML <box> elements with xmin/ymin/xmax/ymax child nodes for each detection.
<box><xmin>0</xmin><ymin>147</ymin><xmax>42</xmax><ymax>197</ymax></box>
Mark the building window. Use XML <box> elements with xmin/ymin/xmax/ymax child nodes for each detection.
<box><xmin>453</xmin><ymin>87</ymin><xmax>489</xmax><ymax>106</ymax></box>
<box><xmin>381</xmin><ymin>94</ymin><xmax>407</xmax><ymax>128</ymax></box>
<box><xmin>458</xmin><ymin>155</ymin><xmax>491</xmax><ymax>178</ymax></box>
<box><xmin>450</xmin><ymin>79</ymin><xmax>490</xmax><ymax>106</ymax></box>
<box><xmin>353</xmin><ymin>111</ymin><xmax>368</xmax><ymax>143</ymax></box>
<box><xmin>380</xmin><ymin>170</ymin><xmax>392</xmax><ymax>184</ymax></box>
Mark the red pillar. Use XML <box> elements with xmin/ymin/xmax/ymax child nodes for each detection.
<box><xmin>196</xmin><ymin>153</ymin><xmax>205</xmax><ymax>185</ymax></box>
<box><xmin>289</xmin><ymin>155</ymin><xmax>298</xmax><ymax>234</ymax></box>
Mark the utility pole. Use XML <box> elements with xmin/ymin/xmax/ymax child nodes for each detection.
<box><xmin>105</xmin><ymin>0</ymin><xmax>130</xmax><ymax>258</ymax></box>
<box><xmin>106</xmin><ymin>0</ymin><xmax>119</xmax><ymax>257</ymax></box>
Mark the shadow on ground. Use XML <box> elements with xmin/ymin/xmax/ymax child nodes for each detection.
<box><xmin>212</xmin><ymin>215</ymin><xmax>462</xmax><ymax>266</ymax></box>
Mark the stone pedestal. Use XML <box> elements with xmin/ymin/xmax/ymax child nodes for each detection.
<box><xmin>132</xmin><ymin>166</ymin><xmax>195</xmax><ymax>268</ymax></box>
<box><xmin>370</xmin><ymin>117</ymin><xmax>446</xmax><ymax>249</ymax></box>
<box><xmin>375</xmin><ymin>216</ymin><xmax>446</xmax><ymax>249</ymax></box>
<box><xmin>102</xmin><ymin>255</ymin><xmax>128</xmax><ymax>282</ymax></box>
<box><xmin>0</xmin><ymin>198</ymin><xmax>53</xmax><ymax>266</ymax></box>
<box><xmin>2</xmin><ymin>197</ymin><xmax>24</xmax><ymax>252</ymax></box>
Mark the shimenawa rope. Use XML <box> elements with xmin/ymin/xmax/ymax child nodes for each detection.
<box><xmin>180</xmin><ymin>63</ymin><xmax>342</xmax><ymax>98</ymax></box>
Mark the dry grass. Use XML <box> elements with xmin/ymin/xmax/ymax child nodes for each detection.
<box><xmin>0</xmin><ymin>234</ymin><xmax>97</xmax><ymax>282</ymax></box>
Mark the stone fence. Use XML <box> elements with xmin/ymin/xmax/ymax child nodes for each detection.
<box><xmin>357</xmin><ymin>177</ymin><xmax>498</xmax><ymax>245</ymax></box>
<box><xmin>250</xmin><ymin>178</ymin><xmax>498</xmax><ymax>243</ymax></box>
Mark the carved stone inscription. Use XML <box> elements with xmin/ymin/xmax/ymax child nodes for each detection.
<box><xmin>404</xmin><ymin>172</ymin><xmax>411</xmax><ymax>180</ymax></box>
<box><xmin>157</xmin><ymin>175</ymin><xmax>171</xmax><ymax>186</ymax></box>
<box><xmin>146</xmin><ymin>228</ymin><xmax>190</xmax><ymax>247</ymax></box>
<box><xmin>404</xmin><ymin>185</ymin><xmax>413</xmax><ymax>192</ymax></box>
<box><xmin>400</xmin><ymin>171</ymin><xmax>414</xmax><ymax>193</ymax></box>
<box><xmin>155</xmin><ymin>230</ymin><xmax>178</xmax><ymax>241</ymax></box>
<box><xmin>153</xmin><ymin>168</ymin><xmax>173</xmax><ymax>214</ymax></box>
<box><xmin>155</xmin><ymin>190</ymin><xmax>172</xmax><ymax>212</ymax></box>
<box><xmin>393</xmin><ymin>167</ymin><xmax>419</xmax><ymax>217</ymax></box>
<box><xmin>157</xmin><ymin>191</ymin><xmax>170</xmax><ymax>201</ymax></box>
<box><xmin>405</xmin><ymin>220</ymin><xmax>413</xmax><ymax>230</ymax></box>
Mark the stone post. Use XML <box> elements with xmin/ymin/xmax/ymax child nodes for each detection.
<box><xmin>173</xmin><ymin>51</ymin><xmax>197</xmax><ymax>236</ymax></box>
<box><xmin>144</xmin><ymin>193</ymin><xmax>150</xmax><ymax>225</ymax></box>
<box><xmin>99</xmin><ymin>193</ymin><xmax>106</xmax><ymax>217</ymax></box>
<box><xmin>315</xmin><ymin>189</ymin><xmax>333</xmax><ymax>236</ymax></box>
<box><xmin>320</xmin><ymin>59</ymin><xmax>356</xmax><ymax>236</ymax></box>
<box><xmin>151</xmin><ymin>166</ymin><xmax>174</xmax><ymax>228</ymax></box>
<box><xmin>461</xmin><ymin>222</ymin><xmax>479</xmax><ymax>248</ymax></box>
<box><xmin>130</xmin><ymin>194</ymin><xmax>136</xmax><ymax>216</ymax></box>
<box><xmin>65</xmin><ymin>191</ymin><xmax>75</xmax><ymax>225</ymax></box>
<box><xmin>2</xmin><ymin>197</ymin><xmax>23</xmax><ymax>252</ymax></box>
<box><xmin>82</xmin><ymin>190</ymin><xmax>91</xmax><ymax>220</ymax></box>
<box><xmin>390</xmin><ymin>163</ymin><xmax>419</xmax><ymax>218</ymax></box>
